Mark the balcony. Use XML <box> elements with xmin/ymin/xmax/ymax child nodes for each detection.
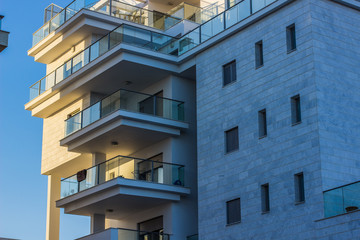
<box><xmin>32</xmin><ymin>0</ymin><xmax>181</xmax><ymax>47</ymax></box>
<box><xmin>324</xmin><ymin>181</ymin><xmax>360</xmax><ymax>218</ymax></box>
<box><xmin>61</xmin><ymin>154</ymin><xmax>185</xmax><ymax>198</ymax></box>
<box><xmin>77</xmin><ymin>228</ymin><xmax>170</xmax><ymax>240</ymax></box>
<box><xmin>65</xmin><ymin>88</ymin><xmax>185</xmax><ymax>136</ymax></box>
<box><xmin>57</xmin><ymin>155</ymin><xmax>189</xmax><ymax>216</ymax></box>
<box><xmin>29</xmin><ymin>23</ymin><xmax>178</xmax><ymax>101</ymax></box>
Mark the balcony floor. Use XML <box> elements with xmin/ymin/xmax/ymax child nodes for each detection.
<box><xmin>57</xmin><ymin>177</ymin><xmax>190</xmax><ymax>219</ymax></box>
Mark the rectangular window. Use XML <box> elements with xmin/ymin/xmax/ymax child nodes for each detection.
<box><xmin>225</xmin><ymin>127</ymin><xmax>239</xmax><ymax>153</ymax></box>
<box><xmin>291</xmin><ymin>95</ymin><xmax>301</xmax><ymax>125</ymax></box>
<box><xmin>258</xmin><ymin>109</ymin><xmax>267</xmax><ymax>138</ymax></box>
<box><xmin>286</xmin><ymin>24</ymin><xmax>296</xmax><ymax>52</ymax></box>
<box><xmin>261</xmin><ymin>184</ymin><xmax>270</xmax><ymax>213</ymax></box>
<box><xmin>255</xmin><ymin>40</ymin><xmax>264</xmax><ymax>68</ymax></box>
<box><xmin>223</xmin><ymin>61</ymin><xmax>236</xmax><ymax>86</ymax></box>
<box><xmin>227</xmin><ymin>198</ymin><xmax>241</xmax><ymax>224</ymax></box>
<box><xmin>295</xmin><ymin>172</ymin><xmax>305</xmax><ymax>203</ymax></box>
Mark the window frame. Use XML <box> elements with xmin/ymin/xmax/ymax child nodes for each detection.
<box><xmin>291</xmin><ymin>95</ymin><xmax>301</xmax><ymax>125</ymax></box>
<box><xmin>255</xmin><ymin>40</ymin><xmax>264</xmax><ymax>68</ymax></box>
<box><xmin>223</xmin><ymin>60</ymin><xmax>237</xmax><ymax>87</ymax></box>
<box><xmin>261</xmin><ymin>183</ymin><xmax>270</xmax><ymax>213</ymax></box>
<box><xmin>286</xmin><ymin>23</ymin><xmax>297</xmax><ymax>53</ymax></box>
<box><xmin>258</xmin><ymin>109</ymin><xmax>267</xmax><ymax>139</ymax></box>
<box><xmin>294</xmin><ymin>172</ymin><xmax>305</xmax><ymax>204</ymax></box>
<box><xmin>226</xmin><ymin>198</ymin><xmax>241</xmax><ymax>225</ymax></box>
<box><xmin>225</xmin><ymin>127</ymin><xmax>239</xmax><ymax>154</ymax></box>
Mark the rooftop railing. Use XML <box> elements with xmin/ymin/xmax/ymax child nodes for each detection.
<box><xmin>32</xmin><ymin>0</ymin><xmax>182</xmax><ymax>46</ymax></box>
<box><xmin>324</xmin><ymin>181</ymin><xmax>360</xmax><ymax>218</ymax></box>
<box><xmin>65</xmin><ymin>88</ymin><xmax>185</xmax><ymax>136</ymax></box>
<box><xmin>60</xmin><ymin>155</ymin><xmax>185</xmax><ymax>198</ymax></box>
<box><xmin>29</xmin><ymin>23</ymin><xmax>178</xmax><ymax>101</ymax></box>
<box><xmin>176</xmin><ymin>0</ymin><xmax>277</xmax><ymax>55</ymax></box>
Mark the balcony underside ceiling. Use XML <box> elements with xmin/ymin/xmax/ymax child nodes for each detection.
<box><xmin>57</xmin><ymin>177</ymin><xmax>190</xmax><ymax>219</ymax></box>
<box><xmin>60</xmin><ymin>110</ymin><xmax>188</xmax><ymax>155</ymax></box>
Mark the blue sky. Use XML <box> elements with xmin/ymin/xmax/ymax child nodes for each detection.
<box><xmin>0</xmin><ymin>0</ymin><xmax>89</xmax><ymax>239</ymax></box>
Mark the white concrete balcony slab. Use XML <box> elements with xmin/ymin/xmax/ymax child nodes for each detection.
<box><xmin>57</xmin><ymin>154</ymin><xmax>189</xmax><ymax>218</ymax></box>
<box><xmin>60</xmin><ymin>88</ymin><xmax>188</xmax><ymax>153</ymax></box>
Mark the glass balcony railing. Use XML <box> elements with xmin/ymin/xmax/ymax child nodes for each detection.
<box><xmin>60</xmin><ymin>155</ymin><xmax>185</xmax><ymax>198</ymax></box>
<box><xmin>29</xmin><ymin>23</ymin><xmax>178</xmax><ymax>101</ymax></box>
<box><xmin>65</xmin><ymin>88</ymin><xmax>185</xmax><ymax>136</ymax></box>
<box><xmin>324</xmin><ymin>181</ymin><xmax>360</xmax><ymax>218</ymax></box>
<box><xmin>177</xmin><ymin>0</ymin><xmax>277</xmax><ymax>55</ymax></box>
<box><xmin>28</xmin><ymin>0</ymin><xmax>278</xmax><ymax>101</ymax></box>
<box><xmin>79</xmin><ymin>228</ymin><xmax>170</xmax><ymax>240</ymax></box>
<box><xmin>32</xmin><ymin>0</ymin><xmax>181</xmax><ymax>47</ymax></box>
<box><xmin>167</xmin><ymin>3</ymin><xmax>223</xmax><ymax>25</ymax></box>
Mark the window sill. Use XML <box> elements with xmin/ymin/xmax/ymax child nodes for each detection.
<box><xmin>259</xmin><ymin>135</ymin><xmax>267</xmax><ymax>140</ymax></box>
<box><xmin>261</xmin><ymin>211</ymin><xmax>270</xmax><ymax>215</ymax></box>
<box><xmin>223</xmin><ymin>80</ymin><xmax>237</xmax><ymax>88</ymax></box>
<box><xmin>226</xmin><ymin>221</ymin><xmax>241</xmax><ymax>227</ymax></box>
<box><xmin>225</xmin><ymin>149</ymin><xmax>239</xmax><ymax>155</ymax></box>
<box><xmin>287</xmin><ymin>48</ymin><xmax>297</xmax><ymax>54</ymax></box>
<box><xmin>295</xmin><ymin>201</ymin><xmax>305</xmax><ymax>205</ymax></box>
<box><xmin>255</xmin><ymin>64</ymin><xmax>264</xmax><ymax>70</ymax></box>
<box><xmin>291</xmin><ymin>121</ymin><xmax>302</xmax><ymax>126</ymax></box>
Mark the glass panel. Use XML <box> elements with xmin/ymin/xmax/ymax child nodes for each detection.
<box><xmin>225</xmin><ymin>3</ymin><xmax>238</xmax><ymax>28</ymax></box>
<box><xmin>123</xmin><ymin>25</ymin><xmax>152</xmax><ymax>48</ymax></box>
<box><xmin>45</xmin><ymin>71</ymin><xmax>56</xmax><ymax>89</ymax></box>
<box><xmin>252</xmin><ymin>0</ymin><xmax>266</xmax><ymax>13</ymax></box>
<box><xmin>61</xmin><ymin>175</ymin><xmax>78</xmax><ymax>198</ymax></box>
<box><xmin>79</xmin><ymin>166</ymin><xmax>97</xmax><ymax>191</ymax></box>
<box><xmin>49</xmin><ymin>11</ymin><xmax>65</xmax><ymax>32</ymax></box>
<box><xmin>200</xmin><ymin>19</ymin><xmax>212</xmax><ymax>42</ymax></box>
<box><xmin>83</xmin><ymin>48</ymin><xmax>90</xmax><ymax>66</ymax></box>
<box><xmin>109</xmin><ymin>27</ymin><xmax>123</xmax><ymax>49</ymax></box>
<box><xmin>63</xmin><ymin>59</ymin><xmax>72</xmax><ymax>79</ymax></box>
<box><xmin>72</xmin><ymin>52</ymin><xmax>84</xmax><ymax>73</ymax></box>
<box><xmin>82</xmin><ymin>102</ymin><xmax>101</xmax><ymax>127</ymax></box>
<box><xmin>40</xmin><ymin>79</ymin><xmax>46</xmax><ymax>95</ymax></box>
<box><xmin>101</xmin><ymin>91</ymin><xmax>121</xmax><ymax>116</ymax></box>
<box><xmin>65</xmin><ymin>112</ymin><xmax>82</xmax><ymax>136</ymax></box>
<box><xmin>238</xmin><ymin>0</ymin><xmax>251</xmax><ymax>21</ymax></box>
<box><xmin>90</xmin><ymin>41</ymin><xmax>100</xmax><ymax>62</ymax></box>
<box><xmin>30</xmin><ymin>82</ymin><xmax>40</xmax><ymax>100</ymax></box>
<box><xmin>98</xmin><ymin>35</ymin><xmax>109</xmax><ymax>56</ymax></box>
<box><xmin>212</xmin><ymin>14</ymin><xmax>225</xmax><ymax>35</ymax></box>
<box><xmin>179</xmin><ymin>28</ymin><xmax>200</xmax><ymax>55</ymax></box>
<box><xmin>343</xmin><ymin>182</ymin><xmax>360</xmax><ymax>213</ymax></box>
<box><xmin>55</xmin><ymin>65</ymin><xmax>65</xmax><ymax>84</ymax></box>
<box><xmin>324</xmin><ymin>188</ymin><xmax>343</xmax><ymax>218</ymax></box>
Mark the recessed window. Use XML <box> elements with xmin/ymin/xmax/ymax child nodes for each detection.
<box><xmin>227</xmin><ymin>198</ymin><xmax>241</xmax><ymax>225</ymax></box>
<box><xmin>255</xmin><ymin>40</ymin><xmax>264</xmax><ymax>68</ymax></box>
<box><xmin>286</xmin><ymin>24</ymin><xmax>296</xmax><ymax>52</ymax></box>
<box><xmin>223</xmin><ymin>61</ymin><xmax>236</xmax><ymax>86</ymax></box>
<box><xmin>258</xmin><ymin>109</ymin><xmax>267</xmax><ymax>138</ymax></box>
<box><xmin>261</xmin><ymin>184</ymin><xmax>270</xmax><ymax>213</ymax></box>
<box><xmin>225</xmin><ymin>127</ymin><xmax>239</xmax><ymax>153</ymax></box>
<box><xmin>295</xmin><ymin>172</ymin><xmax>305</xmax><ymax>203</ymax></box>
<box><xmin>291</xmin><ymin>95</ymin><xmax>301</xmax><ymax>125</ymax></box>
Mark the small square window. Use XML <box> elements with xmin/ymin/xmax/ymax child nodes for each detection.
<box><xmin>225</xmin><ymin>127</ymin><xmax>239</xmax><ymax>153</ymax></box>
<box><xmin>223</xmin><ymin>61</ymin><xmax>237</xmax><ymax>86</ymax></box>
<box><xmin>295</xmin><ymin>172</ymin><xmax>305</xmax><ymax>203</ymax></box>
<box><xmin>255</xmin><ymin>40</ymin><xmax>264</xmax><ymax>68</ymax></box>
<box><xmin>227</xmin><ymin>198</ymin><xmax>241</xmax><ymax>225</ymax></box>
<box><xmin>286</xmin><ymin>24</ymin><xmax>296</xmax><ymax>52</ymax></box>
<box><xmin>291</xmin><ymin>95</ymin><xmax>301</xmax><ymax>125</ymax></box>
<box><xmin>261</xmin><ymin>184</ymin><xmax>270</xmax><ymax>213</ymax></box>
<box><xmin>258</xmin><ymin>109</ymin><xmax>267</xmax><ymax>138</ymax></box>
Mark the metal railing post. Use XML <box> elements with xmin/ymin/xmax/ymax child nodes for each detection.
<box><xmin>151</xmin><ymin>161</ymin><xmax>154</xmax><ymax>182</ymax></box>
<box><xmin>109</xmin><ymin>0</ymin><xmax>112</xmax><ymax>16</ymax></box>
<box><xmin>250</xmin><ymin>0</ymin><xmax>253</xmax><ymax>14</ymax></box>
<box><xmin>153</xmin><ymin>96</ymin><xmax>157</xmax><ymax>116</ymax></box>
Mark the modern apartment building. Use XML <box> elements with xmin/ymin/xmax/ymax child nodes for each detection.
<box><xmin>25</xmin><ymin>0</ymin><xmax>360</xmax><ymax>239</ymax></box>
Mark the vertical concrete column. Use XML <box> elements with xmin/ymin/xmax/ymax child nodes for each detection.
<box><xmin>91</xmin><ymin>213</ymin><xmax>105</xmax><ymax>234</ymax></box>
<box><xmin>92</xmin><ymin>152</ymin><xmax>106</xmax><ymax>165</ymax></box>
<box><xmin>46</xmin><ymin>174</ymin><xmax>61</xmax><ymax>240</ymax></box>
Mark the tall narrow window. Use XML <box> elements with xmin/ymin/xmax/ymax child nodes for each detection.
<box><xmin>291</xmin><ymin>95</ymin><xmax>301</xmax><ymax>125</ymax></box>
<box><xmin>225</xmin><ymin>127</ymin><xmax>239</xmax><ymax>153</ymax></box>
<box><xmin>286</xmin><ymin>24</ymin><xmax>296</xmax><ymax>52</ymax></box>
<box><xmin>294</xmin><ymin>172</ymin><xmax>305</xmax><ymax>203</ymax></box>
<box><xmin>261</xmin><ymin>184</ymin><xmax>270</xmax><ymax>213</ymax></box>
<box><xmin>223</xmin><ymin>61</ymin><xmax>237</xmax><ymax>86</ymax></box>
<box><xmin>255</xmin><ymin>40</ymin><xmax>264</xmax><ymax>68</ymax></box>
<box><xmin>227</xmin><ymin>198</ymin><xmax>241</xmax><ymax>224</ymax></box>
<box><xmin>258</xmin><ymin>109</ymin><xmax>267</xmax><ymax>138</ymax></box>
